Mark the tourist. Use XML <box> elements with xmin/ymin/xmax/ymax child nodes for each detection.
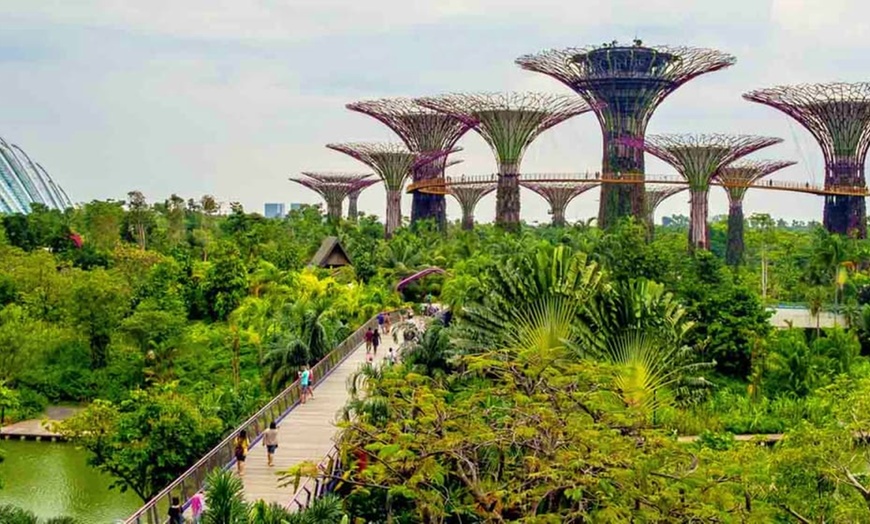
<box><xmin>263</xmin><ymin>421</ymin><xmax>279</xmax><ymax>467</ymax></box>
<box><xmin>377</xmin><ymin>311</ymin><xmax>386</xmax><ymax>333</ymax></box>
<box><xmin>233</xmin><ymin>430</ymin><xmax>249</xmax><ymax>476</ymax></box>
<box><xmin>371</xmin><ymin>327</ymin><xmax>381</xmax><ymax>356</ymax></box>
<box><xmin>364</xmin><ymin>327</ymin><xmax>374</xmax><ymax>353</ymax></box>
<box><xmin>190</xmin><ymin>492</ymin><xmax>205</xmax><ymax>523</ymax></box>
<box><xmin>385</xmin><ymin>347</ymin><xmax>396</xmax><ymax>365</ymax></box>
<box><xmin>366</xmin><ymin>350</ymin><xmax>374</xmax><ymax>364</ymax></box>
<box><xmin>384</xmin><ymin>313</ymin><xmax>392</xmax><ymax>335</ymax></box>
<box><xmin>299</xmin><ymin>365</ymin><xmax>312</xmax><ymax>403</ymax></box>
<box><xmin>168</xmin><ymin>496</ymin><xmax>183</xmax><ymax>524</ymax></box>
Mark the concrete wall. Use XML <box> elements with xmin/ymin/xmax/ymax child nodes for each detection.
<box><xmin>768</xmin><ymin>307</ymin><xmax>847</xmax><ymax>329</ymax></box>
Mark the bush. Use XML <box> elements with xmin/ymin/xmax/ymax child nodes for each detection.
<box><xmin>14</xmin><ymin>388</ymin><xmax>47</xmax><ymax>420</ymax></box>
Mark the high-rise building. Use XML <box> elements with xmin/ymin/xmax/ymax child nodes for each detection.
<box><xmin>0</xmin><ymin>137</ymin><xmax>72</xmax><ymax>214</ymax></box>
<box><xmin>263</xmin><ymin>203</ymin><xmax>286</xmax><ymax>218</ymax></box>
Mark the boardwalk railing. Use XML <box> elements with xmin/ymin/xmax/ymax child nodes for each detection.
<box><xmin>124</xmin><ymin>310</ymin><xmax>401</xmax><ymax>524</ymax></box>
<box><xmin>287</xmin><ymin>445</ymin><xmax>342</xmax><ymax>511</ymax></box>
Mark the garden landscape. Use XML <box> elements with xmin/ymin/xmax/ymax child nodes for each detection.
<box><xmin>2</xmin><ymin>1</ymin><xmax>870</xmax><ymax>522</ymax></box>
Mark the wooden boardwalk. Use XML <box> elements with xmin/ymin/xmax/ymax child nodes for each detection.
<box><xmin>238</xmin><ymin>334</ymin><xmax>395</xmax><ymax>505</ymax></box>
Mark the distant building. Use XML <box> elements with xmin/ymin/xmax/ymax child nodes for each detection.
<box><xmin>0</xmin><ymin>137</ymin><xmax>72</xmax><ymax>213</ymax></box>
<box><xmin>263</xmin><ymin>203</ymin><xmax>285</xmax><ymax>218</ymax></box>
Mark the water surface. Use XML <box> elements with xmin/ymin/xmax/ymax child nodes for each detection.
<box><xmin>0</xmin><ymin>440</ymin><xmax>140</xmax><ymax>523</ymax></box>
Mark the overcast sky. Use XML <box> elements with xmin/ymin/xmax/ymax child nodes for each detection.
<box><xmin>1</xmin><ymin>0</ymin><xmax>868</xmax><ymax>224</ymax></box>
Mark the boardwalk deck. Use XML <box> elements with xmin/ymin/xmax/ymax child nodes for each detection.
<box><xmin>237</xmin><ymin>333</ymin><xmax>397</xmax><ymax>506</ymax></box>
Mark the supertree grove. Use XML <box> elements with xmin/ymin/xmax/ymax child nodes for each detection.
<box><xmin>716</xmin><ymin>160</ymin><xmax>796</xmax><ymax>265</ymax></box>
<box><xmin>516</xmin><ymin>43</ymin><xmax>736</xmax><ymax>229</ymax></box>
<box><xmin>519</xmin><ymin>179</ymin><xmax>599</xmax><ymax>226</ymax></box>
<box><xmin>624</xmin><ymin>134</ymin><xmax>782</xmax><ymax>250</ymax></box>
<box><xmin>326</xmin><ymin>142</ymin><xmax>451</xmax><ymax>237</ymax></box>
<box><xmin>297</xmin><ymin>172</ymin><xmax>380</xmax><ymax>221</ymax></box>
<box><xmin>743</xmin><ymin>83</ymin><xmax>870</xmax><ymax>238</ymax></box>
<box><xmin>346</xmin><ymin>98</ymin><xmax>474</xmax><ymax>229</ymax></box>
<box><xmin>290</xmin><ymin>172</ymin><xmax>375</xmax><ymax>222</ymax></box>
<box><xmin>416</xmin><ymin>92</ymin><xmax>593</xmax><ymax>231</ymax></box>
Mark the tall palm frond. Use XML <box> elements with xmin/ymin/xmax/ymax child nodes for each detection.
<box><xmin>263</xmin><ymin>338</ymin><xmax>310</xmax><ymax>390</ymax></box>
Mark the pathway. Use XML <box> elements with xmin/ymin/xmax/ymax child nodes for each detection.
<box><xmin>0</xmin><ymin>406</ymin><xmax>81</xmax><ymax>441</ymax></box>
<box><xmin>238</xmin><ymin>328</ymin><xmax>401</xmax><ymax>505</ymax></box>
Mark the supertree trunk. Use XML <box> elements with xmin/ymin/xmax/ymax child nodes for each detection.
<box><xmin>496</xmin><ymin>163</ymin><xmax>521</xmax><ymax>231</ymax></box>
<box><xmin>411</xmin><ymin>160</ymin><xmax>447</xmax><ymax>230</ymax></box>
<box><xmin>461</xmin><ymin>206</ymin><xmax>475</xmax><ymax>230</ymax></box>
<box><xmin>726</xmin><ymin>199</ymin><xmax>745</xmax><ymax>266</ymax></box>
<box><xmin>688</xmin><ymin>187</ymin><xmax>710</xmax><ymax>251</ymax></box>
<box><xmin>385</xmin><ymin>189</ymin><xmax>402</xmax><ymax>239</ymax></box>
<box><xmin>326</xmin><ymin>200</ymin><xmax>342</xmax><ymax>222</ymax></box>
<box><xmin>599</xmin><ymin>130</ymin><xmax>646</xmax><ymax>229</ymax></box>
<box><xmin>552</xmin><ymin>205</ymin><xmax>567</xmax><ymax>227</ymax></box>
<box><xmin>347</xmin><ymin>191</ymin><xmax>360</xmax><ymax>221</ymax></box>
<box><xmin>824</xmin><ymin>161</ymin><xmax>867</xmax><ymax>238</ymax></box>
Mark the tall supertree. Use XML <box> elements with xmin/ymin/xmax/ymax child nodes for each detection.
<box><xmin>716</xmin><ymin>159</ymin><xmax>796</xmax><ymax>265</ymax></box>
<box><xmin>519</xmin><ymin>179</ymin><xmax>599</xmax><ymax>226</ymax></box>
<box><xmin>326</xmin><ymin>142</ymin><xmax>450</xmax><ymax>238</ymax></box>
<box><xmin>624</xmin><ymin>134</ymin><xmax>782</xmax><ymax>250</ymax></box>
<box><xmin>347</xmin><ymin>178</ymin><xmax>380</xmax><ymax>221</ymax></box>
<box><xmin>644</xmin><ymin>184</ymin><xmax>688</xmax><ymax>238</ymax></box>
<box><xmin>744</xmin><ymin>83</ymin><xmax>870</xmax><ymax>238</ymax></box>
<box><xmin>516</xmin><ymin>42</ymin><xmax>736</xmax><ymax>229</ymax></box>
<box><xmin>417</xmin><ymin>92</ymin><xmax>594</xmax><ymax>231</ymax></box>
<box><xmin>346</xmin><ymin>98</ymin><xmax>474</xmax><ymax>229</ymax></box>
<box><xmin>290</xmin><ymin>173</ymin><xmax>373</xmax><ymax>222</ymax></box>
<box><xmin>440</xmin><ymin>177</ymin><xmax>495</xmax><ymax>230</ymax></box>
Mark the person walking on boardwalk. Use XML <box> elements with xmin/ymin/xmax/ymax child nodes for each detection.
<box><xmin>377</xmin><ymin>311</ymin><xmax>386</xmax><ymax>333</ymax></box>
<box><xmin>168</xmin><ymin>497</ymin><xmax>183</xmax><ymax>524</ymax></box>
<box><xmin>371</xmin><ymin>328</ymin><xmax>381</xmax><ymax>356</ymax></box>
<box><xmin>190</xmin><ymin>492</ymin><xmax>205</xmax><ymax>523</ymax></box>
<box><xmin>233</xmin><ymin>430</ymin><xmax>249</xmax><ymax>476</ymax></box>
<box><xmin>263</xmin><ymin>421</ymin><xmax>279</xmax><ymax>467</ymax></box>
<box><xmin>299</xmin><ymin>365</ymin><xmax>312</xmax><ymax>404</ymax></box>
<box><xmin>364</xmin><ymin>327</ymin><xmax>374</xmax><ymax>353</ymax></box>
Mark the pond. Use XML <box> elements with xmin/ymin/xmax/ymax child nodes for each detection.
<box><xmin>0</xmin><ymin>439</ymin><xmax>140</xmax><ymax>523</ymax></box>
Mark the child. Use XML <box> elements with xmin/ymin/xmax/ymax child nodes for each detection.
<box><xmin>168</xmin><ymin>497</ymin><xmax>183</xmax><ymax>524</ymax></box>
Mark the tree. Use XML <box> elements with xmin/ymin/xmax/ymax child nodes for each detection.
<box><xmin>59</xmin><ymin>387</ymin><xmax>223</xmax><ymax>501</ymax></box>
<box><xmin>125</xmin><ymin>191</ymin><xmax>153</xmax><ymax>250</ymax></box>
<box><xmin>203</xmin><ymin>242</ymin><xmax>248</xmax><ymax>321</ymax></box>
<box><xmin>0</xmin><ymin>381</ymin><xmax>20</xmax><ymax>426</ymax></box>
<box><xmin>67</xmin><ymin>269</ymin><xmax>131</xmax><ymax>369</ymax></box>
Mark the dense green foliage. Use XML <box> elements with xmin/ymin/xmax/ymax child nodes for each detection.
<box><xmin>5</xmin><ymin>196</ymin><xmax>870</xmax><ymax>520</ymax></box>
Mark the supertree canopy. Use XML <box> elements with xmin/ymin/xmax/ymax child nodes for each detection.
<box><xmin>516</xmin><ymin>43</ymin><xmax>736</xmax><ymax>229</ymax></box>
<box><xmin>416</xmin><ymin>92</ymin><xmax>593</xmax><ymax>231</ymax></box>
<box><xmin>716</xmin><ymin>159</ymin><xmax>796</xmax><ymax>265</ymax></box>
<box><xmin>625</xmin><ymin>134</ymin><xmax>782</xmax><ymax>250</ymax></box>
<box><xmin>519</xmin><ymin>179</ymin><xmax>599</xmax><ymax>227</ymax></box>
<box><xmin>326</xmin><ymin>142</ymin><xmax>451</xmax><ymax>237</ymax></box>
<box><xmin>743</xmin><ymin>82</ymin><xmax>870</xmax><ymax>238</ymax></box>
<box><xmin>444</xmin><ymin>176</ymin><xmax>498</xmax><ymax>230</ymax></box>
<box><xmin>0</xmin><ymin>137</ymin><xmax>72</xmax><ymax>213</ymax></box>
<box><xmin>346</xmin><ymin>98</ymin><xmax>474</xmax><ymax>229</ymax></box>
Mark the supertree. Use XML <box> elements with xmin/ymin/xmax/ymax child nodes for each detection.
<box><xmin>516</xmin><ymin>42</ymin><xmax>736</xmax><ymax>229</ymax></box>
<box><xmin>715</xmin><ymin>159</ymin><xmax>796</xmax><ymax>265</ymax></box>
<box><xmin>417</xmin><ymin>92</ymin><xmax>594</xmax><ymax>231</ymax></box>
<box><xmin>624</xmin><ymin>134</ymin><xmax>782</xmax><ymax>250</ymax></box>
<box><xmin>644</xmin><ymin>184</ymin><xmax>688</xmax><ymax>239</ymax></box>
<box><xmin>519</xmin><ymin>179</ymin><xmax>599</xmax><ymax>226</ymax></box>
<box><xmin>290</xmin><ymin>173</ymin><xmax>372</xmax><ymax>222</ymax></box>
<box><xmin>326</xmin><ymin>142</ymin><xmax>451</xmax><ymax>238</ymax></box>
<box><xmin>744</xmin><ymin>83</ymin><xmax>870</xmax><ymax>238</ymax></box>
<box><xmin>347</xmin><ymin>179</ymin><xmax>380</xmax><ymax>221</ymax></box>
<box><xmin>346</xmin><ymin>98</ymin><xmax>474</xmax><ymax>229</ymax></box>
<box><xmin>444</xmin><ymin>176</ymin><xmax>498</xmax><ymax>230</ymax></box>
<box><xmin>297</xmin><ymin>172</ymin><xmax>378</xmax><ymax>222</ymax></box>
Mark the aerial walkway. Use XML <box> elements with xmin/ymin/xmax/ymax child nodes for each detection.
<box><xmin>124</xmin><ymin>311</ymin><xmax>403</xmax><ymax>524</ymax></box>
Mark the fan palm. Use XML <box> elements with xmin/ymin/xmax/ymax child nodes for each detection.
<box><xmin>456</xmin><ymin>245</ymin><xmax>602</xmax><ymax>358</ymax></box>
<box><xmin>262</xmin><ymin>302</ymin><xmax>334</xmax><ymax>391</ymax></box>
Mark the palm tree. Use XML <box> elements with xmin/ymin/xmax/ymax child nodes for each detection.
<box><xmin>401</xmin><ymin>324</ymin><xmax>454</xmax><ymax>377</ymax></box>
<box><xmin>202</xmin><ymin>469</ymin><xmax>248</xmax><ymax>524</ymax></box>
<box><xmin>455</xmin><ymin>245</ymin><xmax>603</xmax><ymax>358</ymax></box>
<box><xmin>263</xmin><ymin>303</ymin><xmax>334</xmax><ymax>391</ymax></box>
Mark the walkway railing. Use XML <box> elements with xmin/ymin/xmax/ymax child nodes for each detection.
<box><xmin>124</xmin><ymin>310</ymin><xmax>400</xmax><ymax>524</ymax></box>
<box><xmin>287</xmin><ymin>446</ymin><xmax>342</xmax><ymax>511</ymax></box>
